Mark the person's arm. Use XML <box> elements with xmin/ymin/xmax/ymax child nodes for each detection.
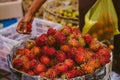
<box><xmin>17</xmin><ymin>0</ymin><xmax>46</xmax><ymax>34</ymax></box>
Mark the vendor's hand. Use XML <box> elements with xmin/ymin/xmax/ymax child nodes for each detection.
<box><xmin>16</xmin><ymin>14</ymin><xmax>33</xmax><ymax>34</ymax></box>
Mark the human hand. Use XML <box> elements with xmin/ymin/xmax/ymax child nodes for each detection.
<box><xmin>16</xmin><ymin>14</ymin><xmax>33</xmax><ymax>34</ymax></box>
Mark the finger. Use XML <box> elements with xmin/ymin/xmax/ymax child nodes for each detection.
<box><xmin>22</xmin><ymin>23</ymin><xmax>32</xmax><ymax>34</ymax></box>
<box><xmin>23</xmin><ymin>30</ymin><xmax>31</xmax><ymax>34</ymax></box>
<box><xmin>16</xmin><ymin>30</ymin><xmax>23</xmax><ymax>34</ymax></box>
<box><xmin>22</xmin><ymin>32</ymin><xmax>30</xmax><ymax>34</ymax></box>
<box><xmin>16</xmin><ymin>22</ymin><xmax>24</xmax><ymax>34</ymax></box>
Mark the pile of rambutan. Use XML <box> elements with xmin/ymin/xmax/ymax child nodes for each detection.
<box><xmin>12</xmin><ymin>26</ymin><xmax>111</xmax><ymax>79</ymax></box>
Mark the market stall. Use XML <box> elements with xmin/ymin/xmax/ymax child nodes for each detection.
<box><xmin>0</xmin><ymin>0</ymin><xmax>120</xmax><ymax>80</ymax></box>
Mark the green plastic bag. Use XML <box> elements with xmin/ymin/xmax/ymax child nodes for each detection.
<box><xmin>82</xmin><ymin>0</ymin><xmax>120</xmax><ymax>41</ymax></box>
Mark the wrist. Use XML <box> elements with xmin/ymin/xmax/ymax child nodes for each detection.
<box><xmin>23</xmin><ymin>12</ymin><xmax>34</xmax><ymax>23</ymax></box>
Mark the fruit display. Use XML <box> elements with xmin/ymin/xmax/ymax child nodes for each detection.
<box><xmin>8</xmin><ymin>26</ymin><xmax>112</xmax><ymax>80</ymax></box>
<box><xmin>43</xmin><ymin>0</ymin><xmax>79</xmax><ymax>27</ymax></box>
<box><xmin>56</xmin><ymin>8</ymin><xmax>79</xmax><ymax>19</ymax></box>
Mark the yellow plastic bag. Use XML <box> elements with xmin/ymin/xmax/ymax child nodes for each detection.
<box><xmin>82</xmin><ymin>0</ymin><xmax>120</xmax><ymax>41</ymax></box>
